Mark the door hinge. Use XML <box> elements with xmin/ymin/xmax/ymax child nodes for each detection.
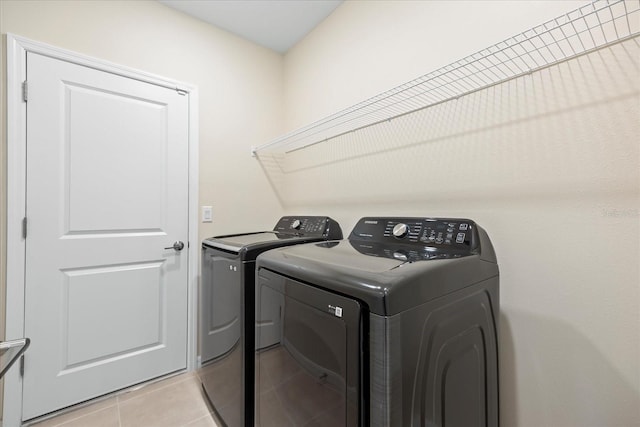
<box><xmin>22</xmin><ymin>80</ymin><xmax>28</xmax><ymax>102</ymax></box>
<box><xmin>20</xmin><ymin>355</ymin><xmax>25</xmax><ymax>377</ymax></box>
<box><xmin>22</xmin><ymin>217</ymin><xmax>27</xmax><ymax>239</ymax></box>
<box><xmin>176</xmin><ymin>88</ymin><xmax>187</xmax><ymax>96</ymax></box>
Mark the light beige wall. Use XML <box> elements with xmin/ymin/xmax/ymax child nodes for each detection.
<box><xmin>276</xmin><ymin>1</ymin><xmax>640</xmax><ymax>426</ymax></box>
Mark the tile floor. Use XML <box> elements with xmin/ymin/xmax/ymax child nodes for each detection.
<box><xmin>27</xmin><ymin>371</ymin><xmax>220</xmax><ymax>427</ymax></box>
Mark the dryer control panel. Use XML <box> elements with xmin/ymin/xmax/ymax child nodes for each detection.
<box><xmin>349</xmin><ymin>217</ymin><xmax>478</xmax><ymax>259</ymax></box>
<box><xmin>274</xmin><ymin>216</ymin><xmax>343</xmax><ymax>239</ymax></box>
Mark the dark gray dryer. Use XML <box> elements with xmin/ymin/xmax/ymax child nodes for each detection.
<box><xmin>200</xmin><ymin>216</ymin><xmax>343</xmax><ymax>427</ymax></box>
<box><xmin>255</xmin><ymin>217</ymin><xmax>499</xmax><ymax>427</ymax></box>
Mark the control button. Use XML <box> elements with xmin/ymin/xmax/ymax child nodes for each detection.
<box><xmin>447</xmin><ymin>228</ymin><xmax>454</xmax><ymax>233</ymax></box>
<box><xmin>435</xmin><ymin>237</ymin><xmax>444</xmax><ymax>244</ymax></box>
<box><xmin>456</xmin><ymin>233</ymin><xmax>465</xmax><ymax>243</ymax></box>
<box><xmin>392</xmin><ymin>223</ymin><xmax>410</xmax><ymax>238</ymax></box>
<box><xmin>291</xmin><ymin>219</ymin><xmax>301</xmax><ymax>229</ymax></box>
<box><xmin>446</xmin><ymin>233</ymin><xmax>453</xmax><ymax>239</ymax></box>
<box><xmin>459</xmin><ymin>223</ymin><xmax>468</xmax><ymax>231</ymax></box>
<box><xmin>445</xmin><ymin>239</ymin><xmax>452</xmax><ymax>244</ymax></box>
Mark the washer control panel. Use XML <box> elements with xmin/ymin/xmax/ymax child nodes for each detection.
<box><xmin>274</xmin><ymin>216</ymin><xmax>343</xmax><ymax>239</ymax></box>
<box><xmin>420</xmin><ymin>220</ymin><xmax>472</xmax><ymax>246</ymax></box>
<box><xmin>350</xmin><ymin>217</ymin><xmax>478</xmax><ymax>258</ymax></box>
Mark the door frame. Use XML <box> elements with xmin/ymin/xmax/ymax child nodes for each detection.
<box><xmin>3</xmin><ymin>33</ymin><xmax>200</xmax><ymax>426</ymax></box>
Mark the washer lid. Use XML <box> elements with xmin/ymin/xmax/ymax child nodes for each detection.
<box><xmin>201</xmin><ymin>216</ymin><xmax>343</xmax><ymax>256</ymax></box>
<box><xmin>203</xmin><ymin>231</ymin><xmax>312</xmax><ymax>255</ymax></box>
<box><xmin>275</xmin><ymin>240</ymin><xmax>405</xmax><ymax>272</ymax></box>
<box><xmin>256</xmin><ymin>230</ymin><xmax>498</xmax><ymax>315</ymax></box>
<box><xmin>204</xmin><ymin>232</ymin><xmax>287</xmax><ymax>250</ymax></box>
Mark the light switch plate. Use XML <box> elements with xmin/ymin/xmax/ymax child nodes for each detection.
<box><xmin>202</xmin><ymin>206</ymin><xmax>212</xmax><ymax>223</ymax></box>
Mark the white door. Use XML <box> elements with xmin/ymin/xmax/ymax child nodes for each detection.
<box><xmin>22</xmin><ymin>52</ymin><xmax>189</xmax><ymax>420</ymax></box>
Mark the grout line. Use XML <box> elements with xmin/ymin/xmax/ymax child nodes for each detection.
<box><xmin>116</xmin><ymin>396</ymin><xmax>123</xmax><ymax>427</ymax></box>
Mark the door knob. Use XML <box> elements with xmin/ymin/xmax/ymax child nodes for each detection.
<box><xmin>164</xmin><ymin>241</ymin><xmax>185</xmax><ymax>251</ymax></box>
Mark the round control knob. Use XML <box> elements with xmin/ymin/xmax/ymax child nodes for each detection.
<box><xmin>392</xmin><ymin>223</ymin><xmax>409</xmax><ymax>238</ymax></box>
<box><xmin>291</xmin><ymin>219</ymin><xmax>301</xmax><ymax>230</ymax></box>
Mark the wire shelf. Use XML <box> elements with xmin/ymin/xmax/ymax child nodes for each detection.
<box><xmin>254</xmin><ymin>0</ymin><xmax>640</xmax><ymax>156</ymax></box>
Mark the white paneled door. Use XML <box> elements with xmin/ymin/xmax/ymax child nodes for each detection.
<box><xmin>22</xmin><ymin>52</ymin><xmax>189</xmax><ymax>420</ymax></box>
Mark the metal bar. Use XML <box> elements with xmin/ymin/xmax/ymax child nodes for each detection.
<box><xmin>255</xmin><ymin>0</ymin><xmax>640</xmax><ymax>154</ymax></box>
<box><xmin>285</xmin><ymin>31</ymin><xmax>640</xmax><ymax>154</ymax></box>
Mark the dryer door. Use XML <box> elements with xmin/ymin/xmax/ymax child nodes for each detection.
<box><xmin>256</xmin><ymin>268</ymin><xmax>363</xmax><ymax>427</ymax></box>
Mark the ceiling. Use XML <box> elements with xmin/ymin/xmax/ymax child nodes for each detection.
<box><xmin>158</xmin><ymin>0</ymin><xmax>343</xmax><ymax>54</ymax></box>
